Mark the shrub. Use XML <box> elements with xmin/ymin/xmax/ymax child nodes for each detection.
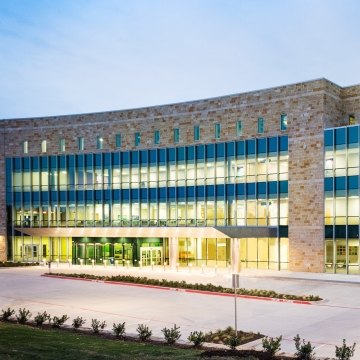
<box><xmin>34</xmin><ymin>311</ymin><xmax>51</xmax><ymax>326</ymax></box>
<box><xmin>226</xmin><ymin>334</ymin><xmax>241</xmax><ymax>350</ymax></box>
<box><xmin>16</xmin><ymin>308</ymin><xmax>32</xmax><ymax>325</ymax></box>
<box><xmin>137</xmin><ymin>324</ymin><xmax>152</xmax><ymax>341</ymax></box>
<box><xmin>262</xmin><ymin>335</ymin><xmax>282</xmax><ymax>357</ymax></box>
<box><xmin>335</xmin><ymin>339</ymin><xmax>356</xmax><ymax>360</ymax></box>
<box><xmin>113</xmin><ymin>322</ymin><xmax>126</xmax><ymax>338</ymax></box>
<box><xmin>51</xmin><ymin>315</ymin><xmax>69</xmax><ymax>328</ymax></box>
<box><xmin>72</xmin><ymin>316</ymin><xmax>86</xmax><ymax>329</ymax></box>
<box><xmin>188</xmin><ymin>331</ymin><xmax>206</xmax><ymax>347</ymax></box>
<box><xmin>161</xmin><ymin>324</ymin><xmax>181</xmax><ymax>345</ymax></box>
<box><xmin>1</xmin><ymin>308</ymin><xmax>15</xmax><ymax>321</ymax></box>
<box><xmin>294</xmin><ymin>334</ymin><xmax>315</xmax><ymax>360</ymax></box>
<box><xmin>91</xmin><ymin>319</ymin><xmax>106</xmax><ymax>334</ymax></box>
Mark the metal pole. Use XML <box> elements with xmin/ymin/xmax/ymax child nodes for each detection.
<box><xmin>234</xmin><ymin>283</ymin><xmax>237</xmax><ymax>336</ymax></box>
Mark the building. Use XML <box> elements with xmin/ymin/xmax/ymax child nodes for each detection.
<box><xmin>1</xmin><ymin>78</ymin><xmax>359</xmax><ymax>274</ymax></box>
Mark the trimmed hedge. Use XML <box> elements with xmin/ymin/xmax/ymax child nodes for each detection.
<box><xmin>48</xmin><ymin>273</ymin><xmax>322</xmax><ymax>301</ymax></box>
<box><xmin>0</xmin><ymin>262</ymin><xmax>39</xmax><ymax>267</ymax></box>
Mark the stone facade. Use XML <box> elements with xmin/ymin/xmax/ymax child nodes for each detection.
<box><xmin>1</xmin><ymin>78</ymin><xmax>359</xmax><ymax>271</ymax></box>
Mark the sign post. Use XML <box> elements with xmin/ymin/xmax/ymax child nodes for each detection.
<box><xmin>232</xmin><ymin>273</ymin><xmax>240</xmax><ymax>336</ymax></box>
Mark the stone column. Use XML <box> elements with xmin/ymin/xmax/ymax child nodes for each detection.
<box><xmin>168</xmin><ymin>237</ymin><xmax>178</xmax><ymax>270</ymax></box>
<box><xmin>231</xmin><ymin>238</ymin><xmax>241</xmax><ymax>273</ymax></box>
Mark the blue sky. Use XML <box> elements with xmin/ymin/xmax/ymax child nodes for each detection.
<box><xmin>1</xmin><ymin>0</ymin><xmax>359</xmax><ymax>119</ymax></box>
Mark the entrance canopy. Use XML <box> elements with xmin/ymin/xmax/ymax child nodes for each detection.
<box><xmin>15</xmin><ymin>226</ymin><xmax>277</xmax><ymax>238</ymax></box>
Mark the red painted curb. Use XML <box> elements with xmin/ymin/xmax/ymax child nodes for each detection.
<box><xmin>41</xmin><ymin>274</ymin><xmax>312</xmax><ymax>305</ymax></box>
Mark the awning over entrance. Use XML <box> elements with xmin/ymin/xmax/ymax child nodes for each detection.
<box><xmin>15</xmin><ymin>226</ymin><xmax>278</xmax><ymax>238</ymax></box>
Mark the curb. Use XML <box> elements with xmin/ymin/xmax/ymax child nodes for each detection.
<box><xmin>42</xmin><ymin>274</ymin><xmax>313</xmax><ymax>305</ymax></box>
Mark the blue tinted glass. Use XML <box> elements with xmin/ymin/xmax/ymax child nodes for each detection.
<box><xmin>236</xmin><ymin>184</ymin><xmax>245</xmax><ymax>195</ymax></box>
<box><xmin>68</xmin><ymin>155</ymin><xmax>75</xmax><ymax>167</ymax></box>
<box><xmin>85</xmin><ymin>191</ymin><xmax>93</xmax><ymax>201</ymax></box>
<box><xmin>76</xmin><ymin>191</ymin><xmax>83</xmax><ymax>202</ymax></box>
<box><xmin>104</xmin><ymin>190</ymin><xmax>111</xmax><ymax>200</ymax></box>
<box><xmin>41</xmin><ymin>191</ymin><xmax>49</xmax><ymax>202</ymax></box>
<box><xmin>15</xmin><ymin>192</ymin><xmax>21</xmax><ymax>204</ymax></box>
<box><xmin>23</xmin><ymin>158</ymin><xmax>30</xmax><ymax>170</ymax></box>
<box><xmin>140</xmin><ymin>150</ymin><xmax>148</xmax><ymax>164</ymax></box>
<box><xmin>178</xmin><ymin>187</ymin><xmax>185</xmax><ymax>198</ymax></box>
<box><xmin>268</xmin><ymin>181</ymin><xmax>277</xmax><ymax>195</ymax></box>
<box><xmin>131</xmin><ymin>189</ymin><xmax>139</xmax><ymax>200</ymax></box>
<box><xmin>23</xmin><ymin>192</ymin><xmax>31</xmax><ymax>203</ymax></box>
<box><xmin>226</xmin><ymin>184</ymin><xmax>235</xmax><ymax>196</ymax></box>
<box><xmin>76</xmin><ymin>154</ymin><xmax>84</xmax><ymax>167</ymax></box>
<box><xmin>103</xmin><ymin>153</ymin><xmax>111</xmax><ymax>166</ymax></box>
<box><xmin>68</xmin><ymin>191</ymin><xmax>75</xmax><ymax>202</ymax></box>
<box><xmin>121</xmin><ymin>152</ymin><xmax>129</xmax><ymax>165</ymax></box>
<box><xmin>335</xmin><ymin>226</ymin><xmax>346</xmax><ymax>238</ymax></box>
<box><xmin>32</xmin><ymin>157</ymin><xmax>39</xmax><ymax>170</ymax></box>
<box><xmin>177</xmin><ymin>147</ymin><xmax>185</xmax><ymax>161</ymax></box>
<box><xmin>246</xmin><ymin>183</ymin><xmax>255</xmax><ymax>195</ymax></box>
<box><xmin>196</xmin><ymin>186</ymin><xmax>205</xmax><ymax>198</ymax></box>
<box><xmin>196</xmin><ymin>145</ymin><xmax>205</xmax><ymax>159</ymax></box>
<box><xmin>149</xmin><ymin>150</ymin><xmax>157</xmax><ymax>163</ymax></box>
<box><xmin>168</xmin><ymin>148</ymin><xmax>176</xmax><ymax>162</ymax></box>
<box><xmin>94</xmin><ymin>154</ymin><xmax>101</xmax><ymax>167</ymax></box>
<box><xmin>14</xmin><ymin>158</ymin><xmax>21</xmax><ymax>170</ymax></box>
<box><xmin>236</xmin><ymin>141</ymin><xmax>245</xmax><ymax>155</ymax></box>
<box><xmin>131</xmin><ymin>151</ymin><xmax>139</xmax><ymax>164</ymax></box>
<box><xmin>348</xmin><ymin>126</ymin><xmax>359</xmax><ymax>144</ymax></box>
<box><xmin>40</xmin><ymin>156</ymin><xmax>48</xmax><ymax>169</ymax></box>
<box><xmin>6</xmin><ymin>158</ymin><xmax>12</xmax><ymax>172</ymax></box>
<box><xmin>95</xmin><ymin>191</ymin><xmax>102</xmax><ymax>201</ymax></box>
<box><xmin>348</xmin><ymin>225</ymin><xmax>359</xmax><ymax>238</ymax></box>
<box><xmin>159</xmin><ymin>149</ymin><xmax>166</xmax><ymax>162</ymax></box>
<box><xmin>113</xmin><ymin>190</ymin><xmax>120</xmax><ymax>201</ymax></box>
<box><xmin>268</xmin><ymin>137</ymin><xmax>277</xmax><ymax>153</ymax></box>
<box><xmin>279</xmin><ymin>136</ymin><xmax>288</xmax><ymax>152</ymax></box>
<box><xmin>159</xmin><ymin>187</ymin><xmax>166</xmax><ymax>200</ymax></box>
<box><xmin>216</xmin><ymin>143</ymin><xmax>225</xmax><ymax>158</ymax></box>
<box><xmin>122</xmin><ymin>189</ymin><xmax>130</xmax><ymax>200</ymax></box>
<box><xmin>257</xmin><ymin>138</ymin><xmax>266</xmax><ymax>154</ymax></box>
<box><xmin>257</xmin><ymin>182</ymin><xmax>266</xmax><ymax>195</ymax></box>
<box><xmin>85</xmin><ymin>154</ymin><xmax>92</xmax><ymax>167</ymax></box>
<box><xmin>206</xmin><ymin>185</ymin><xmax>215</xmax><ymax>197</ymax></box>
<box><xmin>246</xmin><ymin>140</ymin><xmax>255</xmax><ymax>155</ymax></box>
<box><xmin>60</xmin><ymin>191</ymin><xmax>67</xmax><ymax>202</ymax></box>
<box><xmin>335</xmin><ymin>128</ymin><xmax>346</xmax><ymax>145</ymax></box>
<box><xmin>140</xmin><ymin>189</ymin><xmax>147</xmax><ymax>200</ymax></box>
<box><xmin>149</xmin><ymin>188</ymin><xmax>157</xmax><ymax>200</ymax></box>
<box><xmin>335</xmin><ymin>177</ymin><xmax>346</xmax><ymax>190</ymax></box>
<box><xmin>216</xmin><ymin>184</ymin><xmax>225</xmax><ymax>196</ymax></box>
<box><xmin>348</xmin><ymin>176</ymin><xmax>359</xmax><ymax>189</ymax></box>
<box><xmin>168</xmin><ymin>187</ymin><xmax>176</xmax><ymax>199</ymax></box>
<box><xmin>324</xmin><ymin>129</ymin><xmax>334</xmax><ymax>147</ymax></box>
<box><xmin>325</xmin><ymin>225</ymin><xmax>333</xmax><ymax>238</ymax></box>
<box><xmin>58</xmin><ymin>155</ymin><xmax>66</xmax><ymax>169</ymax></box>
<box><xmin>32</xmin><ymin>192</ymin><xmax>39</xmax><ymax>203</ymax></box>
<box><xmin>187</xmin><ymin>186</ymin><xmax>195</xmax><ymax>198</ymax></box>
<box><xmin>279</xmin><ymin>181</ymin><xmax>288</xmax><ymax>193</ymax></box>
<box><xmin>112</xmin><ymin>153</ymin><xmax>119</xmax><ymax>166</ymax></box>
<box><xmin>226</xmin><ymin>142</ymin><xmax>235</xmax><ymax>156</ymax></box>
<box><xmin>186</xmin><ymin>146</ymin><xmax>195</xmax><ymax>161</ymax></box>
<box><xmin>206</xmin><ymin>144</ymin><xmax>215</xmax><ymax>158</ymax></box>
<box><xmin>50</xmin><ymin>191</ymin><xmax>58</xmax><ymax>202</ymax></box>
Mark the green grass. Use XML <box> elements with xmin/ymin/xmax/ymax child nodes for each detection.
<box><xmin>0</xmin><ymin>322</ymin><xmax>202</xmax><ymax>359</ymax></box>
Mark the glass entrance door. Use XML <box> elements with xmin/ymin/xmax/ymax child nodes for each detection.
<box><xmin>140</xmin><ymin>246</ymin><xmax>163</xmax><ymax>266</ymax></box>
<box><xmin>23</xmin><ymin>245</ymin><xmax>38</xmax><ymax>262</ymax></box>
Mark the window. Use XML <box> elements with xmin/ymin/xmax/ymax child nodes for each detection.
<box><xmin>194</xmin><ymin>126</ymin><xmax>200</xmax><ymax>141</ymax></box>
<box><xmin>78</xmin><ymin>137</ymin><xmax>84</xmax><ymax>151</ymax></box>
<box><xmin>280</xmin><ymin>114</ymin><xmax>287</xmax><ymax>131</ymax></box>
<box><xmin>23</xmin><ymin>140</ymin><xmax>28</xmax><ymax>154</ymax></box>
<box><xmin>135</xmin><ymin>132</ymin><xmax>141</xmax><ymax>146</ymax></box>
<box><xmin>257</xmin><ymin>117</ymin><xmax>264</xmax><ymax>134</ymax></box>
<box><xmin>154</xmin><ymin>130</ymin><xmax>160</xmax><ymax>145</ymax></box>
<box><xmin>97</xmin><ymin>136</ymin><xmax>103</xmax><ymax>150</ymax></box>
<box><xmin>236</xmin><ymin>120</ymin><xmax>243</xmax><ymax>136</ymax></box>
<box><xmin>115</xmin><ymin>133</ymin><xmax>121</xmax><ymax>148</ymax></box>
<box><xmin>59</xmin><ymin>138</ymin><xmax>65</xmax><ymax>152</ymax></box>
<box><xmin>349</xmin><ymin>114</ymin><xmax>356</xmax><ymax>125</ymax></box>
<box><xmin>173</xmin><ymin>128</ymin><xmax>180</xmax><ymax>143</ymax></box>
<box><xmin>215</xmin><ymin>123</ymin><xmax>221</xmax><ymax>139</ymax></box>
<box><xmin>41</xmin><ymin>140</ymin><xmax>47</xmax><ymax>153</ymax></box>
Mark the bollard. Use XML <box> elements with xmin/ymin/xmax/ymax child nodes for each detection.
<box><xmin>56</xmin><ymin>258</ymin><xmax>59</xmax><ymax>267</ymax></box>
<box><xmin>80</xmin><ymin>259</ymin><xmax>83</xmax><ymax>267</ymax></box>
<box><xmin>163</xmin><ymin>261</ymin><xmax>167</xmax><ymax>271</ymax></box>
<box><xmin>139</xmin><ymin>260</ymin><xmax>142</xmax><ymax>270</ymax></box>
<box><xmin>188</xmin><ymin>263</ymin><xmax>192</xmax><ymax>273</ymax></box>
<box><xmin>176</xmin><ymin>262</ymin><xmax>179</xmax><ymax>272</ymax></box>
<box><xmin>115</xmin><ymin>260</ymin><xmax>118</xmax><ymax>268</ymax></box>
<box><xmin>151</xmin><ymin>261</ymin><xmax>154</xmax><ymax>271</ymax></box>
<box><xmin>126</xmin><ymin>260</ymin><xmax>129</xmax><ymax>270</ymax></box>
<box><xmin>68</xmin><ymin>258</ymin><xmax>71</xmax><ymax>268</ymax></box>
<box><xmin>202</xmin><ymin>263</ymin><xmax>205</xmax><ymax>273</ymax></box>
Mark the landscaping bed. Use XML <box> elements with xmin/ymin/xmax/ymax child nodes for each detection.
<box><xmin>47</xmin><ymin>272</ymin><xmax>322</xmax><ymax>302</ymax></box>
<box><xmin>0</xmin><ymin>261</ymin><xmax>39</xmax><ymax>267</ymax></box>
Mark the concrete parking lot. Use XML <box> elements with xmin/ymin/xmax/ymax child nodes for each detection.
<box><xmin>1</xmin><ymin>265</ymin><xmax>360</xmax><ymax>359</ymax></box>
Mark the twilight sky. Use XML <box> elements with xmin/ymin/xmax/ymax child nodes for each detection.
<box><xmin>1</xmin><ymin>0</ymin><xmax>359</xmax><ymax>119</ymax></box>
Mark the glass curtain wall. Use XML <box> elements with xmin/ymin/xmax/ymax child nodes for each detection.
<box><xmin>324</xmin><ymin>126</ymin><xmax>360</xmax><ymax>274</ymax></box>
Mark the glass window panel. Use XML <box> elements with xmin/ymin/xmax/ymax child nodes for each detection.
<box><xmin>194</xmin><ymin>126</ymin><xmax>200</xmax><ymax>141</ymax></box>
<box><xmin>257</xmin><ymin>117</ymin><xmax>264</xmax><ymax>133</ymax></box>
<box><xmin>280</xmin><ymin>114</ymin><xmax>287</xmax><ymax>131</ymax></box>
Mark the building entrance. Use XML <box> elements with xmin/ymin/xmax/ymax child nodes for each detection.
<box><xmin>140</xmin><ymin>246</ymin><xmax>162</xmax><ymax>266</ymax></box>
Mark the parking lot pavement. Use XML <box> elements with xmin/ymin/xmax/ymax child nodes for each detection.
<box><xmin>1</xmin><ymin>265</ymin><xmax>360</xmax><ymax>359</ymax></box>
